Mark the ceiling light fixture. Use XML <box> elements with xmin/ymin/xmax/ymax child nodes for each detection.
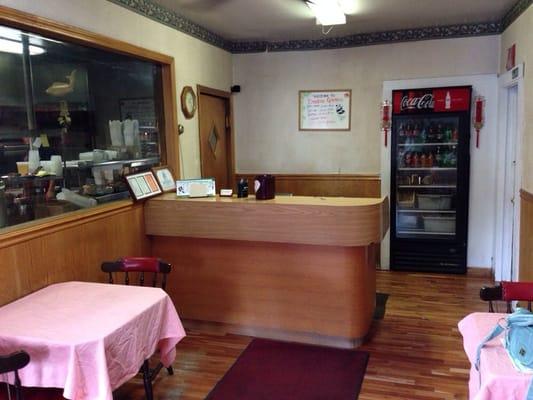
<box><xmin>305</xmin><ymin>0</ymin><xmax>346</xmax><ymax>26</ymax></box>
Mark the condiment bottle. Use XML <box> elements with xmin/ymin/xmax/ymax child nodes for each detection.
<box><xmin>237</xmin><ymin>178</ymin><xmax>248</xmax><ymax>198</ymax></box>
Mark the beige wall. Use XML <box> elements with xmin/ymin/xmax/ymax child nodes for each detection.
<box><xmin>0</xmin><ymin>0</ymin><xmax>522</xmax><ymax>181</ymax></box>
<box><xmin>501</xmin><ymin>5</ymin><xmax>533</xmax><ymax>193</ymax></box>
<box><xmin>233</xmin><ymin>36</ymin><xmax>500</xmax><ymax>174</ymax></box>
<box><xmin>0</xmin><ymin>0</ymin><xmax>233</xmax><ymax>179</ymax></box>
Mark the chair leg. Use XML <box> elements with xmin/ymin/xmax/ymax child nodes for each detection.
<box><xmin>166</xmin><ymin>365</ymin><xmax>174</xmax><ymax>375</ymax></box>
<box><xmin>14</xmin><ymin>371</ymin><xmax>22</xmax><ymax>400</ymax></box>
<box><xmin>142</xmin><ymin>359</ymin><xmax>154</xmax><ymax>400</ymax></box>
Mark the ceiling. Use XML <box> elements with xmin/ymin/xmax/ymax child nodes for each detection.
<box><xmin>151</xmin><ymin>0</ymin><xmax>517</xmax><ymax>42</ymax></box>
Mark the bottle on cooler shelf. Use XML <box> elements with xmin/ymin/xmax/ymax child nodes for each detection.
<box><xmin>445</xmin><ymin>124</ymin><xmax>453</xmax><ymax>143</ymax></box>
<box><xmin>435</xmin><ymin>147</ymin><xmax>442</xmax><ymax>167</ymax></box>
<box><xmin>398</xmin><ymin>124</ymin><xmax>405</xmax><ymax>141</ymax></box>
<box><xmin>427</xmin><ymin>151</ymin><xmax>434</xmax><ymax>167</ymax></box>
<box><xmin>427</xmin><ymin>123</ymin><xmax>435</xmax><ymax>142</ymax></box>
<box><xmin>420</xmin><ymin>153</ymin><xmax>427</xmax><ymax>167</ymax></box>
<box><xmin>413</xmin><ymin>152</ymin><xmax>420</xmax><ymax>168</ymax></box>
<box><xmin>436</xmin><ymin>123</ymin><xmax>444</xmax><ymax>142</ymax></box>
<box><xmin>449</xmin><ymin>146</ymin><xmax>457</xmax><ymax>167</ymax></box>
<box><xmin>404</xmin><ymin>152</ymin><xmax>412</xmax><ymax>167</ymax></box>
<box><xmin>398</xmin><ymin>149</ymin><xmax>405</xmax><ymax>167</ymax></box>
<box><xmin>413</xmin><ymin>123</ymin><xmax>421</xmax><ymax>143</ymax></box>
<box><xmin>452</xmin><ymin>127</ymin><xmax>459</xmax><ymax>142</ymax></box>
<box><xmin>420</xmin><ymin>125</ymin><xmax>427</xmax><ymax>143</ymax></box>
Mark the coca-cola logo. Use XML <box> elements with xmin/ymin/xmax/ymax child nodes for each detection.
<box><xmin>400</xmin><ymin>94</ymin><xmax>434</xmax><ymax>111</ymax></box>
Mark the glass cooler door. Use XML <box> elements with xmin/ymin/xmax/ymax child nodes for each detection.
<box><xmin>394</xmin><ymin>114</ymin><xmax>460</xmax><ymax>240</ymax></box>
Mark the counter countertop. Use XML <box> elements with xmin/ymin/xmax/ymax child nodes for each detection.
<box><xmin>150</xmin><ymin>193</ymin><xmax>385</xmax><ymax>206</ymax></box>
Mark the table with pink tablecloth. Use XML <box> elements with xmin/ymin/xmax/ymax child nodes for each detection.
<box><xmin>458</xmin><ymin>312</ymin><xmax>532</xmax><ymax>400</ymax></box>
<box><xmin>0</xmin><ymin>281</ymin><xmax>186</xmax><ymax>400</ymax></box>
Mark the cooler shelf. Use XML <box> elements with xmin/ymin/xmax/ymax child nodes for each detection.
<box><xmin>397</xmin><ymin>209</ymin><xmax>456</xmax><ymax>214</ymax></box>
<box><xmin>398</xmin><ymin>167</ymin><xmax>456</xmax><ymax>171</ymax></box>
<box><xmin>398</xmin><ymin>142</ymin><xmax>458</xmax><ymax>147</ymax></box>
<box><xmin>397</xmin><ymin>230</ymin><xmax>455</xmax><ymax>236</ymax></box>
<box><xmin>398</xmin><ymin>185</ymin><xmax>456</xmax><ymax>189</ymax></box>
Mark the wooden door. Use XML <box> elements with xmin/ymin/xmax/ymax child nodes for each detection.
<box><xmin>198</xmin><ymin>90</ymin><xmax>231</xmax><ymax>191</ymax></box>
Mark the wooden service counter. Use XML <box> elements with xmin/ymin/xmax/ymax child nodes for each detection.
<box><xmin>145</xmin><ymin>194</ymin><xmax>389</xmax><ymax>348</ymax></box>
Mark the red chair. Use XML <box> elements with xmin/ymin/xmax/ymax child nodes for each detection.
<box><xmin>480</xmin><ymin>281</ymin><xmax>533</xmax><ymax>313</ymax></box>
<box><xmin>101</xmin><ymin>257</ymin><xmax>172</xmax><ymax>400</ymax></box>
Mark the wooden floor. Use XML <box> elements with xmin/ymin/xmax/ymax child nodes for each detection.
<box><xmin>114</xmin><ymin>269</ymin><xmax>493</xmax><ymax>400</ymax></box>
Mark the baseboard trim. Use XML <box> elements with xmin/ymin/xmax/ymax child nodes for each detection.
<box><xmin>467</xmin><ymin>267</ymin><xmax>493</xmax><ymax>280</ymax></box>
<box><xmin>181</xmin><ymin>318</ymin><xmax>365</xmax><ymax>349</ymax></box>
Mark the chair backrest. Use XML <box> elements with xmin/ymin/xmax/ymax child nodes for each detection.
<box><xmin>101</xmin><ymin>257</ymin><xmax>171</xmax><ymax>290</ymax></box>
<box><xmin>480</xmin><ymin>281</ymin><xmax>533</xmax><ymax>313</ymax></box>
<box><xmin>0</xmin><ymin>351</ymin><xmax>30</xmax><ymax>400</ymax></box>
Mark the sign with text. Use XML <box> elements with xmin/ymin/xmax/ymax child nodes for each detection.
<box><xmin>125</xmin><ymin>170</ymin><xmax>162</xmax><ymax>201</ymax></box>
<box><xmin>392</xmin><ymin>87</ymin><xmax>471</xmax><ymax>115</ymax></box>
<box><xmin>299</xmin><ymin>90</ymin><xmax>351</xmax><ymax>131</ymax></box>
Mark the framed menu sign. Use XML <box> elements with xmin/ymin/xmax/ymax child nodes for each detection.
<box><xmin>299</xmin><ymin>89</ymin><xmax>351</xmax><ymax>131</ymax></box>
<box><xmin>152</xmin><ymin>165</ymin><xmax>176</xmax><ymax>192</ymax></box>
<box><xmin>125</xmin><ymin>170</ymin><xmax>162</xmax><ymax>201</ymax></box>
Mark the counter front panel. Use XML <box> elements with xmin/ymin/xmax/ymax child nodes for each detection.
<box><xmin>145</xmin><ymin>194</ymin><xmax>388</xmax><ymax>247</ymax></box>
<box><xmin>145</xmin><ymin>194</ymin><xmax>389</xmax><ymax>348</ymax></box>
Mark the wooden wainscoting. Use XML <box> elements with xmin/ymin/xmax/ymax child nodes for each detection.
<box><xmin>519</xmin><ymin>189</ymin><xmax>533</xmax><ymax>282</ymax></box>
<box><xmin>234</xmin><ymin>173</ymin><xmax>380</xmax><ymax>197</ymax></box>
<box><xmin>0</xmin><ymin>202</ymin><xmax>150</xmax><ymax>306</ymax></box>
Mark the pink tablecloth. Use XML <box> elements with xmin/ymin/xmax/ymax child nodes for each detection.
<box><xmin>458</xmin><ymin>312</ymin><xmax>532</xmax><ymax>400</ymax></box>
<box><xmin>0</xmin><ymin>281</ymin><xmax>186</xmax><ymax>400</ymax></box>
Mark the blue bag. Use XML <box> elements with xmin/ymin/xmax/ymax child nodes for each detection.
<box><xmin>476</xmin><ymin>308</ymin><xmax>533</xmax><ymax>399</ymax></box>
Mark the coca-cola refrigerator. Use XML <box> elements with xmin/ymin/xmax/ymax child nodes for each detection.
<box><xmin>390</xmin><ymin>86</ymin><xmax>472</xmax><ymax>274</ymax></box>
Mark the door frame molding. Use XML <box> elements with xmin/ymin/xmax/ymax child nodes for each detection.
<box><xmin>494</xmin><ymin>63</ymin><xmax>524</xmax><ymax>282</ymax></box>
<box><xmin>196</xmin><ymin>85</ymin><xmax>235</xmax><ymax>189</ymax></box>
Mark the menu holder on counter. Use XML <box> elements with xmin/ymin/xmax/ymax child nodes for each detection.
<box><xmin>152</xmin><ymin>166</ymin><xmax>176</xmax><ymax>193</ymax></box>
<box><xmin>176</xmin><ymin>178</ymin><xmax>216</xmax><ymax>197</ymax></box>
<box><xmin>125</xmin><ymin>170</ymin><xmax>162</xmax><ymax>201</ymax></box>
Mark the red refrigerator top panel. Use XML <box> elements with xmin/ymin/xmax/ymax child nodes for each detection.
<box><xmin>392</xmin><ymin>87</ymin><xmax>471</xmax><ymax>114</ymax></box>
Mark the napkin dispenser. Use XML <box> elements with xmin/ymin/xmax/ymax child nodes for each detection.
<box><xmin>254</xmin><ymin>174</ymin><xmax>275</xmax><ymax>200</ymax></box>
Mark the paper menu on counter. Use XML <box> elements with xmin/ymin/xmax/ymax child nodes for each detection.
<box><xmin>125</xmin><ymin>171</ymin><xmax>162</xmax><ymax>201</ymax></box>
<box><xmin>176</xmin><ymin>178</ymin><xmax>216</xmax><ymax>197</ymax></box>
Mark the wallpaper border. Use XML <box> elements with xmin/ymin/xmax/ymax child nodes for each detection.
<box><xmin>107</xmin><ymin>0</ymin><xmax>530</xmax><ymax>54</ymax></box>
